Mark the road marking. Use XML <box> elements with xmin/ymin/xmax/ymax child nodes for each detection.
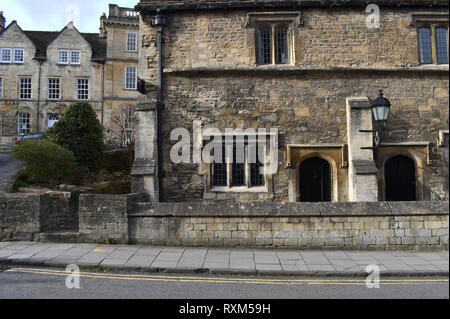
<box><xmin>5</xmin><ymin>267</ymin><xmax>449</xmax><ymax>286</ymax></box>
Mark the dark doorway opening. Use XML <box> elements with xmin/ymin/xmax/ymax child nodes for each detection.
<box><xmin>385</xmin><ymin>155</ymin><xmax>416</xmax><ymax>201</ymax></box>
<box><xmin>299</xmin><ymin>157</ymin><xmax>332</xmax><ymax>202</ymax></box>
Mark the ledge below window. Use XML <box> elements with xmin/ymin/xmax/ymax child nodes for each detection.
<box><xmin>164</xmin><ymin>65</ymin><xmax>449</xmax><ymax>74</ymax></box>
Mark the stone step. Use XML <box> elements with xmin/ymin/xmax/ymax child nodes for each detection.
<box><xmin>39</xmin><ymin>230</ymin><xmax>80</xmax><ymax>243</ymax></box>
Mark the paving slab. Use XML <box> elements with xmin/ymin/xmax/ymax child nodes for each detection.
<box><xmin>0</xmin><ymin>242</ymin><xmax>448</xmax><ymax>277</ymax></box>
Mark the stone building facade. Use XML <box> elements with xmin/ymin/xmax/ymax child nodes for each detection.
<box><xmin>133</xmin><ymin>0</ymin><xmax>449</xmax><ymax>203</ymax></box>
<box><xmin>0</xmin><ymin>5</ymin><xmax>139</xmax><ymax>145</ymax></box>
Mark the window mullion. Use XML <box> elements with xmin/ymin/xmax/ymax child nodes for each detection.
<box><xmin>245</xmin><ymin>145</ymin><xmax>250</xmax><ymax>188</ymax></box>
<box><xmin>272</xmin><ymin>25</ymin><xmax>276</xmax><ymax>65</ymax></box>
<box><xmin>431</xmin><ymin>25</ymin><xmax>438</xmax><ymax>64</ymax></box>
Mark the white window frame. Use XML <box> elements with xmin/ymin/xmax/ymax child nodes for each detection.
<box><xmin>48</xmin><ymin>78</ymin><xmax>61</xmax><ymax>100</ymax></box>
<box><xmin>124</xmin><ymin>105</ymin><xmax>135</xmax><ymax>131</ymax></box>
<box><xmin>0</xmin><ymin>48</ymin><xmax>12</xmax><ymax>63</ymax></box>
<box><xmin>13</xmin><ymin>48</ymin><xmax>24</xmax><ymax>63</ymax></box>
<box><xmin>70</xmin><ymin>50</ymin><xmax>81</xmax><ymax>65</ymax></box>
<box><xmin>17</xmin><ymin>112</ymin><xmax>31</xmax><ymax>136</ymax></box>
<box><xmin>77</xmin><ymin>78</ymin><xmax>89</xmax><ymax>100</ymax></box>
<box><xmin>126</xmin><ymin>32</ymin><xmax>138</xmax><ymax>52</ymax></box>
<box><xmin>19</xmin><ymin>77</ymin><xmax>32</xmax><ymax>100</ymax></box>
<box><xmin>125</xmin><ymin>66</ymin><xmax>137</xmax><ymax>90</ymax></box>
<box><xmin>58</xmin><ymin>49</ymin><xmax>69</xmax><ymax>64</ymax></box>
<box><xmin>47</xmin><ymin>113</ymin><xmax>60</xmax><ymax>129</ymax></box>
<box><xmin>0</xmin><ymin>77</ymin><xmax>3</xmax><ymax>99</ymax></box>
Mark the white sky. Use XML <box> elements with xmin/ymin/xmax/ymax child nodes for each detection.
<box><xmin>1</xmin><ymin>0</ymin><xmax>139</xmax><ymax>33</ymax></box>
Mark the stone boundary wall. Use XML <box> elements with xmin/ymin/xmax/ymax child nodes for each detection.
<box><xmin>0</xmin><ymin>192</ymin><xmax>75</xmax><ymax>241</ymax></box>
<box><xmin>78</xmin><ymin>195</ymin><xmax>449</xmax><ymax>251</ymax></box>
<box><xmin>79</xmin><ymin>194</ymin><xmax>148</xmax><ymax>244</ymax></box>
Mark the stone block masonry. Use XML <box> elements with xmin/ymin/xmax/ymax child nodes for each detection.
<box><xmin>129</xmin><ymin>201</ymin><xmax>448</xmax><ymax>250</ymax></box>
<box><xmin>2</xmin><ymin>192</ymin><xmax>448</xmax><ymax>251</ymax></box>
<box><xmin>78</xmin><ymin>193</ymin><xmax>148</xmax><ymax>245</ymax></box>
<box><xmin>77</xmin><ymin>194</ymin><xmax>448</xmax><ymax>251</ymax></box>
<box><xmin>0</xmin><ymin>192</ymin><xmax>75</xmax><ymax>241</ymax></box>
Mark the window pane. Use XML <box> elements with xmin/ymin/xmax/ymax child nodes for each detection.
<box><xmin>124</xmin><ymin>105</ymin><xmax>134</xmax><ymax>131</ymax></box>
<box><xmin>71</xmin><ymin>50</ymin><xmax>81</xmax><ymax>64</ymax></box>
<box><xmin>127</xmin><ymin>33</ymin><xmax>137</xmax><ymax>51</ymax></box>
<box><xmin>77</xmin><ymin>79</ymin><xmax>89</xmax><ymax>100</ymax></box>
<box><xmin>436</xmin><ymin>27</ymin><xmax>449</xmax><ymax>64</ymax></box>
<box><xmin>276</xmin><ymin>27</ymin><xmax>289</xmax><ymax>64</ymax></box>
<box><xmin>418</xmin><ymin>28</ymin><xmax>432</xmax><ymax>64</ymax></box>
<box><xmin>47</xmin><ymin>113</ymin><xmax>60</xmax><ymax>128</ymax></box>
<box><xmin>17</xmin><ymin>113</ymin><xmax>30</xmax><ymax>135</ymax></box>
<box><xmin>20</xmin><ymin>78</ymin><xmax>32</xmax><ymax>100</ymax></box>
<box><xmin>1</xmin><ymin>49</ymin><xmax>11</xmax><ymax>62</ymax></box>
<box><xmin>125</xmin><ymin>67</ymin><xmax>137</xmax><ymax>89</ymax></box>
<box><xmin>48</xmin><ymin>78</ymin><xmax>60</xmax><ymax>100</ymax></box>
<box><xmin>249</xmin><ymin>142</ymin><xmax>265</xmax><ymax>187</ymax></box>
<box><xmin>58</xmin><ymin>50</ymin><xmax>68</xmax><ymax>64</ymax></box>
<box><xmin>13</xmin><ymin>49</ymin><xmax>24</xmax><ymax>63</ymax></box>
<box><xmin>212</xmin><ymin>143</ymin><xmax>227</xmax><ymax>187</ymax></box>
<box><xmin>258</xmin><ymin>28</ymin><xmax>272</xmax><ymax>65</ymax></box>
<box><xmin>232</xmin><ymin>141</ymin><xmax>245</xmax><ymax>186</ymax></box>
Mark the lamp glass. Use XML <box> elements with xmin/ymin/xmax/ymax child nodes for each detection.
<box><xmin>373</xmin><ymin>106</ymin><xmax>389</xmax><ymax>122</ymax></box>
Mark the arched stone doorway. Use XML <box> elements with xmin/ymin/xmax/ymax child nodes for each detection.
<box><xmin>299</xmin><ymin>157</ymin><xmax>332</xmax><ymax>202</ymax></box>
<box><xmin>385</xmin><ymin>155</ymin><xmax>416</xmax><ymax>201</ymax></box>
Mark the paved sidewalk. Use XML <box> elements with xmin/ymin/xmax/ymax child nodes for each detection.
<box><xmin>0</xmin><ymin>242</ymin><xmax>448</xmax><ymax>276</ymax></box>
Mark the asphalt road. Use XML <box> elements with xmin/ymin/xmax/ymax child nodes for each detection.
<box><xmin>0</xmin><ymin>150</ymin><xmax>17</xmax><ymax>181</ymax></box>
<box><xmin>0</xmin><ymin>266</ymin><xmax>448</xmax><ymax>299</ymax></box>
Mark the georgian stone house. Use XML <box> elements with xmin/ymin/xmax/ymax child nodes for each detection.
<box><xmin>0</xmin><ymin>5</ymin><xmax>139</xmax><ymax>146</ymax></box>
<box><xmin>133</xmin><ymin>0</ymin><xmax>449</xmax><ymax>203</ymax></box>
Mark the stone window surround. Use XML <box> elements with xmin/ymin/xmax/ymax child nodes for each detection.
<box><xmin>200</xmin><ymin>133</ymin><xmax>276</xmax><ymax>194</ymax></box>
<box><xmin>377</xmin><ymin>143</ymin><xmax>433</xmax><ymax>202</ymax></box>
<box><xmin>126</xmin><ymin>31</ymin><xmax>138</xmax><ymax>52</ymax></box>
<box><xmin>438</xmin><ymin>130</ymin><xmax>449</xmax><ymax>148</ymax></box>
<box><xmin>0</xmin><ymin>76</ymin><xmax>3</xmax><ymax>99</ymax></box>
<box><xmin>245</xmin><ymin>12</ymin><xmax>303</xmax><ymax>66</ymax></box>
<box><xmin>411</xmin><ymin>13</ymin><xmax>449</xmax><ymax>65</ymax></box>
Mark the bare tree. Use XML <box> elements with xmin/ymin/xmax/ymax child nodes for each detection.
<box><xmin>110</xmin><ymin>105</ymin><xmax>135</xmax><ymax>149</ymax></box>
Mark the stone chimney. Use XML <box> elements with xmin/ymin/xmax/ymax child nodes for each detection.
<box><xmin>99</xmin><ymin>13</ymin><xmax>107</xmax><ymax>39</ymax></box>
<box><xmin>0</xmin><ymin>11</ymin><xmax>5</xmax><ymax>32</ymax></box>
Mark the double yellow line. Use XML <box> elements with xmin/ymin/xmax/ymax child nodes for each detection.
<box><xmin>5</xmin><ymin>267</ymin><xmax>449</xmax><ymax>286</ymax></box>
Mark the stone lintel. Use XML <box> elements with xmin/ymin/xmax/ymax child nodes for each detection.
<box><xmin>347</xmin><ymin>96</ymin><xmax>371</xmax><ymax>109</ymax></box>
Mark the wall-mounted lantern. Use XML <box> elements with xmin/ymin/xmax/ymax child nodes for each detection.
<box><xmin>360</xmin><ymin>90</ymin><xmax>391</xmax><ymax>149</ymax></box>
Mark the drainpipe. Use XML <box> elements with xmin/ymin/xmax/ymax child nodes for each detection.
<box><xmin>101</xmin><ymin>62</ymin><xmax>105</xmax><ymax>125</ymax></box>
<box><xmin>36</xmin><ymin>60</ymin><xmax>43</xmax><ymax>133</ymax></box>
<box><xmin>152</xmin><ymin>13</ymin><xmax>167</xmax><ymax>202</ymax></box>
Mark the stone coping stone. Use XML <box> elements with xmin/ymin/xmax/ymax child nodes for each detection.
<box><xmin>129</xmin><ymin>201</ymin><xmax>449</xmax><ymax>218</ymax></box>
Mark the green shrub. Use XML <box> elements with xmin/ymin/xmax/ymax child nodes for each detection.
<box><xmin>48</xmin><ymin>102</ymin><xmax>104</xmax><ymax>171</ymax></box>
<box><xmin>101</xmin><ymin>146</ymin><xmax>134</xmax><ymax>173</ymax></box>
<box><xmin>12</xmin><ymin>140</ymin><xmax>76</xmax><ymax>186</ymax></box>
<box><xmin>13</xmin><ymin>179</ymin><xmax>30</xmax><ymax>189</ymax></box>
